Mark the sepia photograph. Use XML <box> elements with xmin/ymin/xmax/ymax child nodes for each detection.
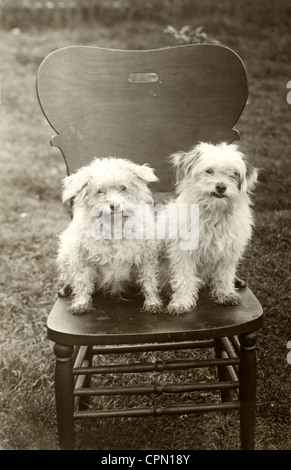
<box><xmin>0</xmin><ymin>0</ymin><xmax>290</xmax><ymax>453</ymax></box>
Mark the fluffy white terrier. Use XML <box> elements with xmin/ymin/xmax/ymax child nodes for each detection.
<box><xmin>57</xmin><ymin>157</ymin><xmax>163</xmax><ymax>314</ymax></box>
<box><xmin>166</xmin><ymin>142</ymin><xmax>258</xmax><ymax>315</ymax></box>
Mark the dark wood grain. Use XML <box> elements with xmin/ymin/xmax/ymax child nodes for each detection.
<box><xmin>37</xmin><ymin>44</ymin><xmax>248</xmax><ymax>191</ymax></box>
<box><xmin>47</xmin><ymin>287</ymin><xmax>263</xmax><ymax>346</ymax></box>
<box><xmin>54</xmin><ymin>344</ymin><xmax>75</xmax><ymax>450</ymax></box>
<box><xmin>239</xmin><ymin>332</ymin><xmax>258</xmax><ymax>450</ymax></box>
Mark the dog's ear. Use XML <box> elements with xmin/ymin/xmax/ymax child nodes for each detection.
<box><xmin>170</xmin><ymin>145</ymin><xmax>202</xmax><ymax>182</ymax></box>
<box><xmin>62</xmin><ymin>167</ymin><xmax>91</xmax><ymax>203</ymax></box>
<box><xmin>244</xmin><ymin>161</ymin><xmax>258</xmax><ymax>193</ymax></box>
<box><xmin>131</xmin><ymin>163</ymin><xmax>159</xmax><ymax>183</ymax></box>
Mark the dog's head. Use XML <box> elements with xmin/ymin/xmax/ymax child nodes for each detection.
<box><xmin>171</xmin><ymin>142</ymin><xmax>258</xmax><ymax>204</ymax></box>
<box><xmin>62</xmin><ymin>157</ymin><xmax>158</xmax><ymax>212</ymax></box>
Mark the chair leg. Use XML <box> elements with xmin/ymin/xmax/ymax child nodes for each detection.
<box><xmin>214</xmin><ymin>338</ymin><xmax>233</xmax><ymax>402</ymax></box>
<box><xmin>79</xmin><ymin>345</ymin><xmax>93</xmax><ymax>411</ymax></box>
<box><xmin>239</xmin><ymin>332</ymin><xmax>257</xmax><ymax>450</ymax></box>
<box><xmin>54</xmin><ymin>344</ymin><xmax>75</xmax><ymax>450</ymax></box>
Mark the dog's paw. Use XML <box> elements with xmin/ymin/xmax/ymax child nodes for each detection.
<box><xmin>234</xmin><ymin>277</ymin><xmax>246</xmax><ymax>289</ymax></box>
<box><xmin>142</xmin><ymin>298</ymin><xmax>164</xmax><ymax>314</ymax></box>
<box><xmin>58</xmin><ymin>284</ymin><xmax>72</xmax><ymax>298</ymax></box>
<box><xmin>69</xmin><ymin>299</ymin><xmax>93</xmax><ymax>314</ymax></box>
<box><xmin>166</xmin><ymin>299</ymin><xmax>196</xmax><ymax>316</ymax></box>
<box><xmin>213</xmin><ymin>291</ymin><xmax>242</xmax><ymax>306</ymax></box>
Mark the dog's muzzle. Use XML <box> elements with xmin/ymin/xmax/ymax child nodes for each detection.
<box><xmin>109</xmin><ymin>203</ymin><xmax>131</xmax><ymax>218</ymax></box>
<box><xmin>110</xmin><ymin>203</ymin><xmax>118</xmax><ymax>213</ymax></box>
<box><xmin>109</xmin><ymin>203</ymin><xmax>124</xmax><ymax>213</ymax></box>
<box><xmin>212</xmin><ymin>182</ymin><xmax>227</xmax><ymax>198</ymax></box>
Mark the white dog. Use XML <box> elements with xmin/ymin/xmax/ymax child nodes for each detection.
<box><xmin>57</xmin><ymin>157</ymin><xmax>163</xmax><ymax>314</ymax></box>
<box><xmin>166</xmin><ymin>142</ymin><xmax>258</xmax><ymax>315</ymax></box>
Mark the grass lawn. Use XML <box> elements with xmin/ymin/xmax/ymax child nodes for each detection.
<box><xmin>0</xmin><ymin>5</ymin><xmax>290</xmax><ymax>450</ymax></box>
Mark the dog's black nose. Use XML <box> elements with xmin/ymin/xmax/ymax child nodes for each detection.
<box><xmin>110</xmin><ymin>203</ymin><xmax>121</xmax><ymax>212</ymax></box>
<box><xmin>215</xmin><ymin>182</ymin><xmax>227</xmax><ymax>193</ymax></box>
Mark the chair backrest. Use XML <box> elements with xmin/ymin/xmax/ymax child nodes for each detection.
<box><xmin>37</xmin><ymin>44</ymin><xmax>248</xmax><ymax>192</ymax></box>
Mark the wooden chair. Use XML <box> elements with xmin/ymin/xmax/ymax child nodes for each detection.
<box><xmin>37</xmin><ymin>44</ymin><xmax>263</xmax><ymax>450</ymax></box>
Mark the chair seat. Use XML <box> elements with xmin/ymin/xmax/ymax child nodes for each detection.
<box><xmin>47</xmin><ymin>286</ymin><xmax>263</xmax><ymax>346</ymax></box>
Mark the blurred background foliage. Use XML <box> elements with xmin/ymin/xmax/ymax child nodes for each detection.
<box><xmin>1</xmin><ymin>0</ymin><xmax>291</xmax><ymax>30</ymax></box>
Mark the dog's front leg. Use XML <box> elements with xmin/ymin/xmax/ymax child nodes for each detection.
<box><xmin>210</xmin><ymin>260</ymin><xmax>242</xmax><ymax>306</ymax></box>
<box><xmin>166</xmin><ymin>246</ymin><xmax>202</xmax><ymax>315</ymax></box>
<box><xmin>69</xmin><ymin>264</ymin><xmax>96</xmax><ymax>314</ymax></box>
<box><xmin>137</xmin><ymin>243</ymin><xmax>164</xmax><ymax>314</ymax></box>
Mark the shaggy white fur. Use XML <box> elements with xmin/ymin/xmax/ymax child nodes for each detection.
<box><xmin>57</xmin><ymin>157</ymin><xmax>163</xmax><ymax>314</ymax></box>
<box><xmin>166</xmin><ymin>142</ymin><xmax>258</xmax><ymax>315</ymax></box>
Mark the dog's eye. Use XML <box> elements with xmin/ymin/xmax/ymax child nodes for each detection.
<box><xmin>120</xmin><ymin>185</ymin><xmax>127</xmax><ymax>191</ymax></box>
<box><xmin>206</xmin><ymin>169</ymin><xmax>214</xmax><ymax>175</ymax></box>
<box><xmin>231</xmin><ymin>172</ymin><xmax>240</xmax><ymax>179</ymax></box>
<box><xmin>97</xmin><ymin>189</ymin><xmax>103</xmax><ymax>194</ymax></box>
